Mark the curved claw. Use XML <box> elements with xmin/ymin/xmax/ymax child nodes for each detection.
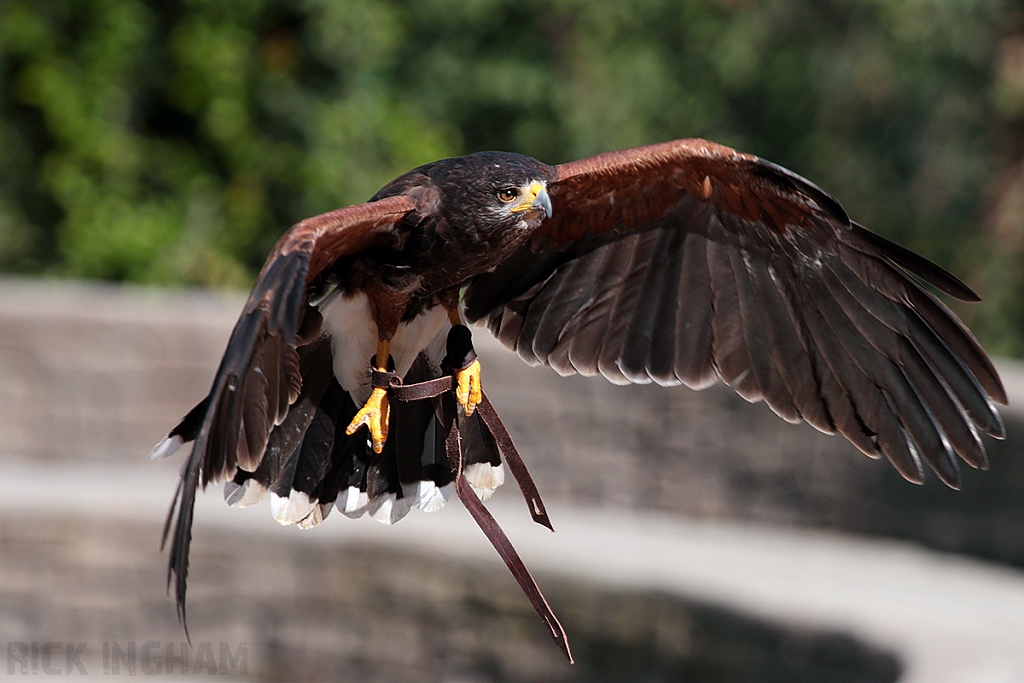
<box><xmin>455</xmin><ymin>360</ymin><xmax>482</xmax><ymax>416</ymax></box>
<box><xmin>346</xmin><ymin>387</ymin><xmax>390</xmax><ymax>453</ymax></box>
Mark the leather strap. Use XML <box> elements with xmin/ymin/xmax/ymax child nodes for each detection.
<box><xmin>391</xmin><ymin>375</ymin><xmax>453</xmax><ymax>402</ymax></box>
<box><xmin>370</xmin><ymin>368</ymin><xmax>399</xmax><ymax>390</ymax></box>
<box><xmin>385</xmin><ymin>375</ymin><xmax>552</xmax><ymax>530</ymax></box>
<box><xmin>475</xmin><ymin>395</ymin><xmax>554</xmax><ymax>531</ymax></box>
<box><xmin>379</xmin><ymin>366</ymin><xmax>571</xmax><ymax>662</ymax></box>
<box><xmin>455</xmin><ymin>471</ymin><xmax>572</xmax><ymax>662</ymax></box>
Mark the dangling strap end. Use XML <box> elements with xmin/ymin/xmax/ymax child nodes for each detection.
<box><xmin>477</xmin><ymin>393</ymin><xmax>556</xmax><ymax>532</ymax></box>
<box><xmin>454</xmin><ymin>472</ymin><xmax>572</xmax><ymax>663</ymax></box>
<box><xmin>526</xmin><ymin>496</ymin><xmax>555</xmax><ymax>532</ymax></box>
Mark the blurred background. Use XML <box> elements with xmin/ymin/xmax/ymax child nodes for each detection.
<box><xmin>2</xmin><ymin>0</ymin><xmax>1024</xmax><ymax>354</ymax></box>
<box><xmin>1</xmin><ymin>0</ymin><xmax>1024</xmax><ymax>681</ymax></box>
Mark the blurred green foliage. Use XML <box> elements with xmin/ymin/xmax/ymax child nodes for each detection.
<box><xmin>1</xmin><ymin>0</ymin><xmax>1023</xmax><ymax>352</ymax></box>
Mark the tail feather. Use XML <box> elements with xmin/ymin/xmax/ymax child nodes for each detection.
<box><xmin>269</xmin><ymin>380</ymin><xmax>345</xmax><ymax>525</ymax></box>
<box><xmin>264</xmin><ymin>350</ymin><xmax>504</xmax><ymax>527</ymax></box>
<box><xmin>458</xmin><ymin>410</ymin><xmax>504</xmax><ymax>500</ymax></box>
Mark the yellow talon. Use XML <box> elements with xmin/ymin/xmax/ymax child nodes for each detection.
<box><xmin>346</xmin><ymin>386</ymin><xmax>390</xmax><ymax>453</ymax></box>
<box><xmin>455</xmin><ymin>359</ymin><xmax>482</xmax><ymax>416</ymax></box>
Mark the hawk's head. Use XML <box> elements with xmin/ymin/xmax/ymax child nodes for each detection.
<box><xmin>432</xmin><ymin>151</ymin><xmax>554</xmax><ymax>236</ymax></box>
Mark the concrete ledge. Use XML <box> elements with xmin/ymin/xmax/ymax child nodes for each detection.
<box><xmin>2</xmin><ymin>458</ymin><xmax>1023</xmax><ymax>682</ymax></box>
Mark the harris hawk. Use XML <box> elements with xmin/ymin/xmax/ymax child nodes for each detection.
<box><xmin>152</xmin><ymin>138</ymin><xmax>1006</xmax><ymax>654</ymax></box>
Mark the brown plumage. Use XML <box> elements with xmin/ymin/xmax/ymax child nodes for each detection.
<box><xmin>153</xmin><ymin>138</ymin><xmax>1006</xmax><ymax>633</ymax></box>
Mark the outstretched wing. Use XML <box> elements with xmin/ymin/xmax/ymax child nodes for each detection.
<box><xmin>155</xmin><ymin>194</ymin><xmax>417</xmax><ymax>624</ymax></box>
<box><xmin>463</xmin><ymin>139</ymin><xmax>1007</xmax><ymax>489</ymax></box>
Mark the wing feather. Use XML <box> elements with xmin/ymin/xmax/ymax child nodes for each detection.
<box><xmin>623</xmin><ymin>212</ymin><xmax>690</xmax><ymax>385</ymax></box>
<box><xmin>731</xmin><ymin>247</ymin><xmax>799</xmax><ymax>422</ymax></box>
<box><xmin>706</xmin><ymin>220</ymin><xmax>752</xmax><ymax>390</ymax></box>
<box><xmin>837</xmin><ymin>247</ymin><xmax>1005</xmax><ymax>406</ymax></box>
<box><xmin>820</xmin><ymin>255</ymin><xmax>1002</xmax><ymax>443</ymax></box>
<box><xmin>546</xmin><ymin>247</ymin><xmax>618</xmax><ymax>376</ymax></box>
<box><xmin>672</xmin><ymin>229</ymin><xmax>718</xmax><ymax>390</ymax></box>
<box><xmin>566</xmin><ymin>240</ymin><xmax>637</xmax><ymax>376</ymax></box>
<box><xmin>529</xmin><ymin>248</ymin><xmax>609</xmax><ymax>373</ymax></box>
<box><xmin>746</xmin><ymin>256</ymin><xmax>828</xmax><ymax>428</ymax></box>
<box><xmin>514</xmin><ymin>268</ymin><xmax>565</xmax><ymax>367</ymax></box>
<box><xmin>818</xmin><ymin>262</ymin><xmax>986</xmax><ymax>469</ymax></box>
<box><xmin>808</xmin><ymin>270</ymin><xmax>959</xmax><ymax>486</ymax></box>
<box><xmin>797</xmin><ymin>278</ymin><xmax>923</xmax><ymax>479</ymax></box>
<box><xmin>732</xmin><ymin>236</ymin><xmax>796</xmax><ymax>416</ymax></box>
<box><xmin>598</xmin><ymin>228</ymin><xmax>664</xmax><ymax>384</ymax></box>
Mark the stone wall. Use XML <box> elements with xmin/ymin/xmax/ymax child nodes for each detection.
<box><xmin>0</xmin><ymin>512</ymin><xmax>900</xmax><ymax>682</ymax></box>
<box><xmin>1</xmin><ymin>277</ymin><xmax>1021</xmax><ymax>565</ymax></box>
<box><xmin>0</xmin><ymin>279</ymin><xmax>240</xmax><ymax>463</ymax></box>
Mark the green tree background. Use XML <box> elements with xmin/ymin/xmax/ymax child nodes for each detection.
<box><xmin>1</xmin><ymin>0</ymin><xmax>1023</xmax><ymax>354</ymax></box>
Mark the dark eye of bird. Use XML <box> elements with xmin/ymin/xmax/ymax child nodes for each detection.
<box><xmin>497</xmin><ymin>187</ymin><xmax>518</xmax><ymax>203</ymax></box>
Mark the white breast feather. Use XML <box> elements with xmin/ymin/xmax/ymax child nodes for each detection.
<box><xmin>318</xmin><ymin>292</ymin><xmax>449</xmax><ymax>405</ymax></box>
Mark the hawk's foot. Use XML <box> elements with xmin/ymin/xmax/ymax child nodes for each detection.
<box><xmin>455</xmin><ymin>359</ymin><xmax>482</xmax><ymax>416</ymax></box>
<box><xmin>346</xmin><ymin>386</ymin><xmax>390</xmax><ymax>453</ymax></box>
<box><xmin>443</xmin><ymin>324</ymin><xmax>481</xmax><ymax>416</ymax></box>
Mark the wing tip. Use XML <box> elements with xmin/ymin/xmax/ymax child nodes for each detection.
<box><xmin>850</xmin><ymin>223</ymin><xmax>982</xmax><ymax>303</ymax></box>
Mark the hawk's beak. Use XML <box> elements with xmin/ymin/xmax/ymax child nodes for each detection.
<box><xmin>511</xmin><ymin>182</ymin><xmax>552</xmax><ymax>219</ymax></box>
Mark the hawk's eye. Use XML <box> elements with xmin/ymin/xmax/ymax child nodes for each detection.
<box><xmin>497</xmin><ymin>187</ymin><xmax>519</xmax><ymax>203</ymax></box>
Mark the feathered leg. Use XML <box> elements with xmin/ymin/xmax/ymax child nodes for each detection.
<box><xmin>447</xmin><ymin>308</ymin><xmax>482</xmax><ymax>415</ymax></box>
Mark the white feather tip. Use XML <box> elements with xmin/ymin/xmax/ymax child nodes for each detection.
<box><xmin>149</xmin><ymin>435</ymin><xmax>184</xmax><ymax>461</ymax></box>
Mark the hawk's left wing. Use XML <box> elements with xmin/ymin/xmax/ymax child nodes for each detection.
<box><xmin>153</xmin><ymin>195</ymin><xmax>419</xmax><ymax>625</ymax></box>
<box><xmin>463</xmin><ymin>139</ymin><xmax>1005</xmax><ymax>490</ymax></box>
